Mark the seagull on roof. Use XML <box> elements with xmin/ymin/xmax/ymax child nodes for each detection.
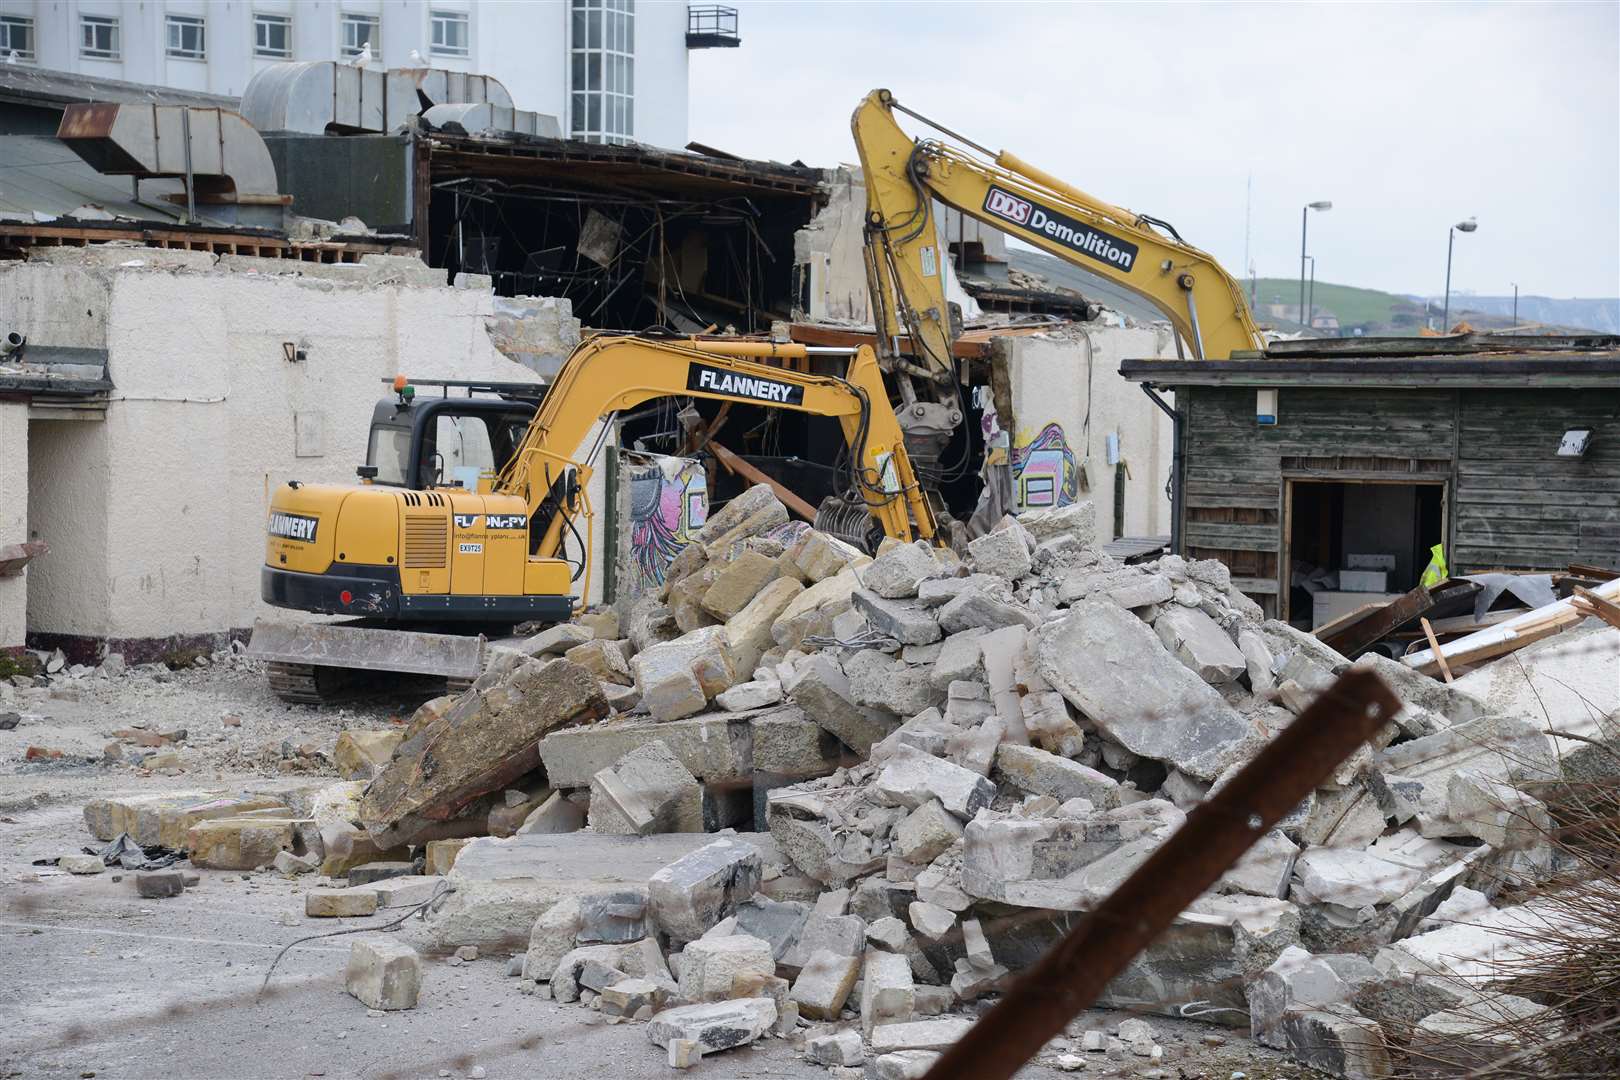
<box><xmin>5</xmin><ymin>49</ymin><xmax>19</xmax><ymax>64</ymax></box>
<box><xmin>351</xmin><ymin>42</ymin><xmax>372</xmax><ymax>68</ymax></box>
<box><xmin>409</xmin><ymin>48</ymin><xmax>426</xmax><ymax>65</ymax></box>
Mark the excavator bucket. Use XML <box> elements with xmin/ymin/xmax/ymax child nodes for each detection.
<box><xmin>247</xmin><ymin>618</ymin><xmax>487</xmax><ymax>704</ymax></box>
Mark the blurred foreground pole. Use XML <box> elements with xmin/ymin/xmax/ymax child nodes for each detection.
<box><xmin>925</xmin><ymin>669</ymin><xmax>1401</xmax><ymax>1080</ymax></box>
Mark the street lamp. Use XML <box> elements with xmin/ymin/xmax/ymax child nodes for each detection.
<box><xmin>1300</xmin><ymin>201</ymin><xmax>1331</xmax><ymax>330</ymax></box>
<box><xmin>1305</xmin><ymin>256</ymin><xmax>1317</xmax><ymax>331</ymax></box>
<box><xmin>1441</xmin><ymin>217</ymin><xmax>1478</xmax><ymax>334</ymax></box>
<box><xmin>1511</xmin><ymin>282</ymin><xmax>1519</xmax><ymax>328</ymax></box>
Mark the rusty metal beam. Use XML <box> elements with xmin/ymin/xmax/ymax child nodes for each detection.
<box><xmin>923</xmin><ymin>669</ymin><xmax>1401</xmax><ymax>1080</ymax></box>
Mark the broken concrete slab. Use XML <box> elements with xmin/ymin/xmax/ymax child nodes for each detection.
<box><xmin>852</xmin><ymin>589</ymin><xmax>943</xmax><ymax>646</ymax></box>
<box><xmin>562</xmin><ymin>638</ymin><xmax>633</xmax><ymax>686</ymax></box>
<box><xmin>360</xmin><ymin>657</ymin><xmax>607</xmax><ymax>847</ymax></box>
<box><xmin>701</xmin><ymin>549</ymin><xmax>781</xmax><ymax>621</ymax></box>
<box><xmin>1035</xmin><ymin>601</ymin><xmax>1256</xmax><ymax>780</ymax></box>
<box><xmin>804</xmin><ymin>1028</ymin><xmax>864</xmax><ymax>1065</ymax></box>
<box><xmin>1278</xmin><ymin>1009</ymin><xmax>1392</xmax><ymax>1080</ymax></box>
<box><xmin>187</xmin><ymin>816</ymin><xmax>305</xmax><ymax>870</ymax></box>
<box><xmin>629</xmin><ymin>626</ymin><xmax>737</xmax><ymax>723</ymax></box>
<box><xmin>790</xmin><ymin>949</ymin><xmax>862</xmax><ymax>1020</ymax></box>
<box><xmin>871</xmin><ymin>1017</ymin><xmax>974</xmax><ymax>1052</ymax></box>
<box><xmin>786</xmin><ymin>653</ymin><xmax>899</xmax><ymax>755</ymax></box>
<box><xmin>516</xmin><ymin>792</ymin><xmax>587</xmax><ymax>835</ymax></box>
<box><xmin>993</xmin><ymin>744</ymin><xmax>1121</xmax><ymax>809</ymax></box>
<box><xmin>521</xmin><ymin>623</ymin><xmax>596</xmax><ymax>657</ymax></box>
<box><xmin>893</xmin><ymin>799</ymin><xmax>964</xmax><ymax>866</ymax></box>
<box><xmin>647</xmin><ymin>837</ymin><xmax>763</xmax><ymax>943</ymax></box>
<box><xmin>875</xmin><ymin>744</ymin><xmax>997</xmax><ymax>820</ymax></box>
<box><xmin>538</xmin><ymin>713</ymin><xmax>752</xmax><ymax>789</ymax></box>
<box><xmin>968</xmin><ymin>526</ymin><xmax>1032</xmax><ymax>581</ymax></box>
<box><xmin>864</xmin><ymin>541</ymin><xmax>947</xmax><ymax>599</ymax></box>
<box><xmin>844</xmin><ymin>650</ymin><xmax>940</xmax><ymax>718</ymax></box>
<box><xmin>872</xmin><ymin>1050</ymin><xmax>939</xmax><ymax>1080</ymax></box>
<box><xmin>726</xmin><ymin>576</ymin><xmax>804</xmax><ymax>678</ymax></box>
<box><xmin>715</xmin><ymin>679</ymin><xmax>784</xmax><ymax>712</ymax></box>
<box><xmin>1291</xmin><ymin>847</ymin><xmax>1426</xmax><ymax>910</ymax></box>
<box><xmin>1248</xmin><ymin>945</ymin><xmax>1382</xmax><ymax>1049</ymax></box>
<box><xmin>861</xmin><ymin>948</ymin><xmax>915</xmax><ymax>1035</ymax></box>
<box><xmin>677</xmin><ymin>934</ymin><xmax>775</xmax><ymax>1002</ymax></box>
<box><xmin>1155</xmin><ymin>606</ymin><xmax>1247</xmax><ymax>684</ymax></box>
<box><xmin>587</xmin><ymin>740</ymin><xmax>704</xmax><ymax>836</ymax></box>
<box><xmin>1363</xmin><ymin>713</ymin><xmax>1558</xmax><ymax>837</ymax></box>
<box><xmin>333</xmin><ymin>729</ymin><xmax>403</xmax><ymax>780</ymax></box>
<box><xmin>646</xmin><ymin>997</ymin><xmax>777</xmax><ymax>1057</ymax></box>
<box><xmin>938</xmin><ymin>589</ymin><xmax>1040</xmax><ymax>635</ymax></box>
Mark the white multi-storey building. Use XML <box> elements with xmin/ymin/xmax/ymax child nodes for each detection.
<box><xmin>0</xmin><ymin>0</ymin><xmax>738</xmax><ymax>148</ymax></box>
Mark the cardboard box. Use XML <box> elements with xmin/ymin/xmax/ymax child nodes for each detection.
<box><xmin>1345</xmin><ymin>553</ymin><xmax>1397</xmax><ymax>571</ymax></box>
<box><xmin>1339</xmin><ymin>569</ymin><xmax>1390</xmax><ymax>593</ymax></box>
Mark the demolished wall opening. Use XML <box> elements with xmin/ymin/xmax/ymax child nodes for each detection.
<box><xmin>1284</xmin><ymin>478</ymin><xmax>1445</xmax><ymax>630</ymax></box>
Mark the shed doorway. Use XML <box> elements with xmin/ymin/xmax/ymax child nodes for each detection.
<box><xmin>1284</xmin><ymin>478</ymin><xmax>1445</xmax><ymax>629</ymax></box>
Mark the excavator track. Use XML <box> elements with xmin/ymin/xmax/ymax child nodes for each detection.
<box><xmin>266</xmin><ymin>662</ymin><xmax>327</xmax><ymax>704</ymax></box>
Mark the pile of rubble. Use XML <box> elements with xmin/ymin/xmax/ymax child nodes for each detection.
<box><xmin>74</xmin><ymin>483</ymin><xmax>1608</xmax><ymax>1077</ymax></box>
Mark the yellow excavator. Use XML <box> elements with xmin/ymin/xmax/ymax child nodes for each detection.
<box><xmin>249</xmin><ymin>334</ymin><xmax>938</xmax><ymax>701</ymax></box>
<box><xmin>851</xmin><ymin>87</ymin><xmax>1266</xmax><ymax>400</ymax></box>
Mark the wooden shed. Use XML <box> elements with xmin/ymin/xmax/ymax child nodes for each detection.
<box><xmin>1121</xmin><ymin>335</ymin><xmax>1620</xmax><ymax>627</ymax></box>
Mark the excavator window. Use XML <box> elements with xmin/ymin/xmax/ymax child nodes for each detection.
<box><xmin>364</xmin><ymin>398</ymin><xmax>537</xmax><ymax>490</ymax></box>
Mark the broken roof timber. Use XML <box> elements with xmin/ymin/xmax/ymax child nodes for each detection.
<box><xmin>424</xmin><ymin>131</ymin><xmax>823</xmax><ymax>199</ymax></box>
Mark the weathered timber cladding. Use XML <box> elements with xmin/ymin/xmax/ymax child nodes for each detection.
<box><xmin>1180</xmin><ymin>386</ymin><xmax>1620</xmax><ymax>594</ymax></box>
<box><xmin>1454</xmin><ymin>389</ymin><xmax>1620</xmax><ymax>570</ymax></box>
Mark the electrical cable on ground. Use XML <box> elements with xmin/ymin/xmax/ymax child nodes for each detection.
<box><xmin>258</xmin><ymin>880</ymin><xmax>453</xmax><ymax>996</ymax></box>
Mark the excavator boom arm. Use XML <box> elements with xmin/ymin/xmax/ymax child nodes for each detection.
<box><xmin>853</xmin><ymin>89</ymin><xmax>1264</xmax><ymax>364</ymax></box>
<box><xmin>494</xmin><ymin>335</ymin><xmax>938</xmax><ymax>561</ymax></box>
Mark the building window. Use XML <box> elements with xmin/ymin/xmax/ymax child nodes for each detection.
<box><xmin>430</xmin><ymin>10</ymin><xmax>469</xmax><ymax>56</ymax></box>
<box><xmin>341</xmin><ymin>13</ymin><xmax>380</xmax><ymax>57</ymax></box>
<box><xmin>0</xmin><ymin>15</ymin><xmax>35</xmax><ymax>61</ymax></box>
<box><xmin>80</xmin><ymin>14</ymin><xmax>121</xmax><ymax>60</ymax></box>
<box><xmin>254</xmin><ymin>13</ymin><xmax>292</xmax><ymax>58</ymax></box>
<box><xmin>166</xmin><ymin>14</ymin><xmax>206</xmax><ymax>59</ymax></box>
<box><xmin>570</xmin><ymin>0</ymin><xmax>633</xmax><ymax>144</ymax></box>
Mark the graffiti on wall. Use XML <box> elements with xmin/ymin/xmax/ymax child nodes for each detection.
<box><xmin>626</xmin><ymin>456</ymin><xmax>708</xmax><ymax>597</ymax></box>
<box><xmin>1010</xmin><ymin>422</ymin><xmax>1079</xmax><ymax>510</ymax></box>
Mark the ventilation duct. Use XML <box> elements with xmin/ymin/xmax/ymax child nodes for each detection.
<box><xmin>240</xmin><ymin>62</ymin><xmax>515</xmax><ymax>136</ymax></box>
<box><xmin>421</xmin><ymin>103</ymin><xmax>562</xmax><ymax>139</ymax></box>
<box><xmin>57</xmin><ymin>103</ymin><xmax>285</xmax><ymax>227</ymax></box>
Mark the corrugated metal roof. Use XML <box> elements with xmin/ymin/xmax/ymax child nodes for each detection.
<box><xmin>0</xmin><ymin>134</ymin><xmax>201</xmax><ymax>225</ymax></box>
<box><xmin>0</xmin><ymin>65</ymin><xmax>236</xmax><ymax>111</ymax></box>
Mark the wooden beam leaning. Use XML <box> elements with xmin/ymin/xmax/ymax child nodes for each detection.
<box><xmin>923</xmin><ymin>669</ymin><xmax>1402</xmax><ymax>1080</ymax></box>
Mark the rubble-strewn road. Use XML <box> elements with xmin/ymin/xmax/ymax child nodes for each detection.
<box><xmin>0</xmin><ymin>668</ymin><xmax>1302</xmax><ymax>1080</ymax></box>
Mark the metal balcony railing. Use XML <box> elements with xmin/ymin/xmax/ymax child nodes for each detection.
<box><xmin>686</xmin><ymin>5</ymin><xmax>740</xmax><ymax>48</ymax></box>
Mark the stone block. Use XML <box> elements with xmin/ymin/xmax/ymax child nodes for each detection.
<box><xmin>523</xmin><ymin>896</ymin><xmax>582</xmax><ymax>981</ymax></box>
<box><xmin>865</xmin><ymin>541</ymin><xmax>946</xmax><ymax>599</ymax></box>
<box><xmin>135</xmin><ymin>870</ymin><xmax>185</xmax><ymax>897</ymax></box>
<box><xmin>538</xmin><ymin>713</ymin><xmax>752</xmax><ymax>788</ymax></box>
<box><xmin>345</xmin><ymin>939</ymin><xmax>421</xmax><ymax>1010</ymax></box>
<box><xmin>791</xmin><ymin>530</ymin><xmax>865</xmax><ymax>582</ymax></box>
<box><xmin>360</xmin><ymin>657</ymin><xmax>607</xmax><ymax>847</ymax></box>
<box><xmin>861</xmin><ymin>949</ymin><xmax>915</xmax><ymax>1035</ymax></box>
<box><xmin>333</xmin><ymin>729</ymin><xmax>404</xmax><ymax>780</ymax></box>
<box><xmin>876</xmin><ymin>744</ymin><xmax>997</xmax><ymax>820</ymax></box>
<box><xmin>701</xmin><ymin>549</ymin><xmax>780</xmax><ymax>621</ymax></box>
<box><xmin>677</xmin><ymin>934</ymin><xmax>775</xmax><ymax>1002</ymax></box>
<box><xmin>871</xmin><ymin>707</ymin><xmax>957</xmax><ymax>764</ymax></box>
<box><xmin>1155</xmin><ymin>606</ymin><xmax>1247</xmax><ymax>684</ymax></box>
<box><xmin>844</xmin><ymin>650</ymin><xmax>940</xmax><ymax>718</ymax></box>
<box><xmin>733</xmin><ymin>896</ymin><xmax>811</xmax><ymax>960</ymax></box>
<box><xmin>929</xmin><ymin>628</ymin><xmax>987</xmax><ymax>689</ymax></box>
<box><xmin>349</xmin><ymin>861</ymin><xmax>415</xmax><ymax>886</ymax></box>
<box><xmin>577</xmin><ymin>888</ymin><xmax>650</xmax><ymax>944</ymax></box>
<box><xmin>1279</xmin><ymin>1009</ymin><xmax>1392</xmax><ymax>1080</ymax></box>
<box><xmin>1035</xmin><ymin>601</ymin><xmax>1255</xmax><ymax>780</ymax></box>
<box><xmin>424</xmin><ymin>838</ymin><xmax>473</xmax><ymax>875</ymax></box>
<box><xmin>700</xmin><ymin>484</ymin><xmax>788</xmax><ymax>556</ymax></box>
<box><xmin>907</xmin><ymin>900</ymin><xmax>955</xmax><ymax>941</ymax></box>
<box><xmin>772</xmin><ymin>564</ymin><xmax>865</xmax><ymax>650</ymax></box>
<box><xmin>716</xmin><ymin>679</ymin><xmax>784</xmax><ymax>712</ymax></box>
<box><xmin>320</xmin><ymin>823</ymin><xmax>412</xmax><ymax>878</ymax></box>
<box><xmin>647</xmin><ymin>837</ymin><xmax>762</xmax><ymax>942</ymax></box>
<box><xmin>307</xmin><ymin>887</ymin><xmax>380</xmax><ymax>918</ymax></box>
<box><xmin>646</xmin><ymin>998</ymin><xmax>777</xmax><ymax>1057</ymax></box>
<box><xmin>630</xmin><ymin>626</ymin><xmax>737</xmax><ymax>722</ymax></box>
<box><xmin>870</xmin><ymin>1017</ymin><xmax>974</xmax><ymax>1051</ymax></box>
<box><xmin>787</xmin><ymin>653</ymin><xmax>898</xmax><ymax>755</ymax></box>
<box><xmin>597</xmin><ymin>977</ymin><xmax>669</xmax><ymax>1018</ymax></box>
<box><xmin>804</xmin><ymin>1029</ymin><xmax>864</xmax><ymax>1065</ymax></box>
<box><xmin>873</xmin><ymin>1051</ymin><xmax>939</xmax><ymax>1080</ymax></box>
<box><xmin>1249</xmin><ymin>945</ymin><xmax>1381</xmax><ymax>1048</ymax></box>
<box><xmin>852</xmin><ymin>589</ymin><xmax>942</xmax><ymax>645</ymax></box>
<box><xmin>790</xmin><ymin>949</ymin><xmax>862</xmax><ymax>1020</ymax></box>
<box><xmin>563</xmin><ymin>639</ymin><xmax>633</xmax><ymax>686</ymax></box>
<box><xmin>59</xmin><ymin>854</ymin><xmax>104</xmax><ymax>875</ymax></box>
<box><xmin>1218</xmin><ymin>829</ymin><xmax>1299</xmax><ymax>899</ymax></box>
<box><xmin>894</xmin><ymin>800</ymin><xmax>963</xmax><ymax>866</ymax></box>
<box><xmin>780</xmin><ymin>911</ymin><xmax>867</xmax><ymax>974</ymax></box>
<box><xmin>373</xmin><ymin>876</ymin><xmax>445</xmax><ymax>909</ymax></box>
<box><xmin>993</xmin><ymin>744</ymin><xmax>1121</xmax><ymax>808</ymax></box>
<box><xmin>521</xmin><ymin>623</ymin><xmax>595</xmax><ymax>656</ymax></box>
<box><xmin>587</xmin><ymin>740</ymin><xmax>704</xmax><ymax>836</ymax></box>
<box><xmin>938</xmin><ymin>590</ymin><xmax>1039</xmax><ymax>635</ymax></box>
<box><xmin>968</xmin><ymin>526</ymin><xmax>1032</xmax><ymax>580</ymax></box>
<box><xmin>552</xmin><ymin>939</ymin><xmax>672</xmax><ymax>1002</ymax></box>
<box><xmin>1020</xmin><ymin>502</ymin><xmax>1097</xmax><ymax>549</ymax></box>
<box><xmin>187</xmin><ymin>816</ymin><xmax>304</xmax><ymax>870</ymax></box>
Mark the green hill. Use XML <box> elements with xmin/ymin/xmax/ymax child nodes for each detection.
<box><xmin>1248</xmin><ymin>278</ymin><xmax>1422</xmax><ymax>331</ymax></box>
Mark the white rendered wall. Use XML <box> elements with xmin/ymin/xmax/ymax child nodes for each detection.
<box><xmin>0</xmin><ymin>402</ymin><xmax>28</xmax><ymax>648</ymax></box>
<box><xmin>995</xmin><ymin>326</ymin><xmax>1177</xmax><ymax>540</ymax></box>
<box><xmin>0</xmin><ymin>247</ymin><xmax>603</xmax><ymax>646</ymax></box>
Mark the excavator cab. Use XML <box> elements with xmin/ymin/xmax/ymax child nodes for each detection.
<box><xmin>361</xmin><ymin>387</ymin><xmax>538</xmax><ymax>492</ymax></box>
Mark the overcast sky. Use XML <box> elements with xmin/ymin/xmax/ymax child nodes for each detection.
<box><xmin>688</xmin><ymin>1</ymin><xmax>1619</xmax><ymax>300</ymax></box>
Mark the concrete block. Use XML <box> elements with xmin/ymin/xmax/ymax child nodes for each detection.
<box><xmin>1279</xmin><ymin>1009</ymin><xmax>1391</xmax><ymax>1080</ymax></box>
<box><xmin>373</xmin><ymin>875</ymin><xmax>445</xmax><ymax>909</ymax></box>
<box><xmin>871</xmin><ymin>1017</ymin><xmax>974</xmax><ymax>1051</ymax></box>
<box><xmin>521</xmin><ymin>623</ymin><xmax>595</xmax><ymax>656</ymax></box>
<box><xmin>563</xmin><ymin>638</ymin><xmax>633</xmax><ymax>686</ymax></box>
<box><xmin>539</xmin><ymin>713</ymin><xmax>752</xmax><ymax>788</ymax></box>
<box><xmin>587</xmin><ymin>740</ymin><xmax>703</xmax><ymax>836</ymax></box>
<box><xmin>852</xmin><ymin>589</ymin><xmax>942</xmax><ymax>645</ymax></box>
<box><xmin>134</xmin><ymin>870</ymin><xmax>185</xmax><ymax>897</ymax></box>
<box><xmin>424</xmin><ymin>837</ymin><xmax>473</xmax><ymax>875</ymax></box>
<box><xmin>907</xmin><ymin>901</ymin><xmax>955</xmax><ymax>941</ymax></box>
<box><xmin>787</xmin><ymin>653</ymin><xmax>899</xmax><ymax>755</ymax></box>
<box><xmin>1020</xmin><ymin>502</ymin><xmax>1097</xmax><ymax>549</ymax></box>
<box><xmin>938</xmin><ymin>589</ymin><xmax>1040</xmax><ymax>635</ymax></box>
<box><xmin>647</xmin><ymin>837</ymin><xmax>762</xmax><ymax>942</ymax></box>
<box><xmin>307</xmin><ymin>887</ymin><xmax>380</xmax><ymax>918</ymax></box>
<box><xmin>791</xmin><ymin>949</ymin><xmax>862</xmax><ymax>1020</ymax></box>
<box><xmin>646</xmin><ymin>997</ymin><xmax>777</xmax><ymax>1056</ymax></box>
<box><xmin>875</xmin><ymin>744</ymin><xmax>997</xmax><ymax>819</ymax></box>
<box><xmin>993</xmin><ymin>744</ymin><xmax>1121</xmax><ymax>808</ymax></box>
<box><xmin>780</xmin><ymin>911</ymin><xmax>867</xmax><ymax>974</ymax></box>
<box><xmin>873</xmin><ymin>1051</ymin><xmax>939</xmax><ymax>1080</ymax></box>
<box><xmin>968</xmin><ymin>526</ymin><xmax>1032</xmax><ymax>580</ymax></box>
<box><xmin>700</xmin><ymin>484</ymin><xmax>789</xmax><ymax>556</ymax></box>
<box><xmin>345</xmin><ymin>939</ymin><xmax>421</xmax><ymax>1010</ymax></box>
<box><xmin>861</xmin><ymin>949</ymin><xmax>915</xmax><ymax>1035</ymax></box>
<box><xmin>630</xmin><ymin>626</ymin><xmax>737</xmax><ymax>722</ymax></box>
<box><xmin>844</xmin><ymin>649</ymin><xmax>940</xmax><ymax>718</ymax></box>
<box><xmin>1155</xmin><ymin>606</ymin><xmax>1247</xmax><ymax>684</ymax></box>
<box><xmin>516</xmin><ymin>792</ymin><xmax>587</xmax><ymax>835</ymax></box>
<box><xmin>677</xmin><ymin>934</ymin><xmax>775</xmax><ymax>1002</ymax></box>
<box><xmin>552</xmin><ymin>940</ymin><xmax>672</xmax><ymax>1002</ymax></box>
<box><xmin>894</xmin><ymin>800</ymin><xmax>963</xmax><ymax>866</ymax></box>
<box><xmin>804</xmin><ymin>1028</ymin><xmax>864</xmax><ymax>1065</ymax></box>
<box><xmin>186</xmin><ymin>816</ymin><xmax>303</xmax><ymax>870</ymax></box>
<box><xmin>596</xmin><ymin>977</ymin><xmax>670</xmax><ymax>1018</ymax></box>
<box><xmin>865</xmin><ymin>541</ymin><xmax>946</xmax><ymax>599</ymax></box>
<box><xmin>715</xmin><ymin>679</ymin><xmax>784</xmax><ymax>712</ymax></box>
<box><xmin>523</xmin><ymin>896</ymin><xmax>582</xmax><ymax>981</ymax></box>
<box><xmin>348</xmin><ymin>861</ymin><xmax>415</xmax><ymax>886</ymax></box>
